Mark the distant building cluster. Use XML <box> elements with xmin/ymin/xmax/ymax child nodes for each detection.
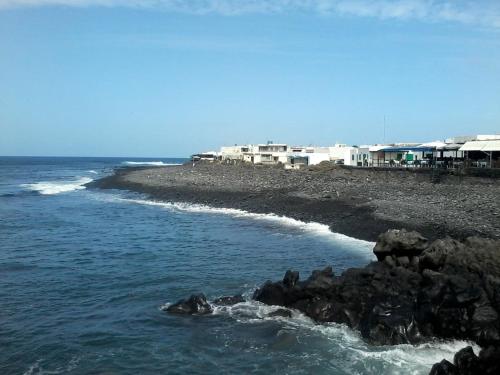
<box><xmin>192</xmin><ymin>134</ymin><xmax>500</xmax><ymax>169</ymax></box>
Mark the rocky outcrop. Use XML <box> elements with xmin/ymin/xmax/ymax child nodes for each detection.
<box><xmin>164</xmin><ymin>294</ymin><xmax>212</xmax><ymax>315</ymax></box>
<box><xmin>165</xmin><ymin>230</ymin><xmax>499</xmax><ymax>374</ymax></box>
<box><xmin>429</xmin><ymin>345</ymin><xmax>500</xmax><ymax>375</ymax></box>
<box><xmin>252</xmin><ymin>230</ymin><xmax>500</xmax><ymax>372</ymax></box>
<box><xmin>254</xmin><ymin>231</ymin><xmax>500</xmax><ymax>347</ymax></box>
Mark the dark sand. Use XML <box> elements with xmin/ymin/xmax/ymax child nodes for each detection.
<box><xmin>89</xmin><ymin>163</ymin><xmax>500</xmax><ymax>242</ymax></box>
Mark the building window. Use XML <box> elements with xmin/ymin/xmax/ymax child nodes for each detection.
<box><xmin>352</xmin><ymin>155</ymin><xmax>355</xmax><ymax>161</ymax></box>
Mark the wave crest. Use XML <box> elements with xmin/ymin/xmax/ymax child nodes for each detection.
<box><xmin>21</xmin><ymin>177</ymin><xmax>93</xmax><ymax>195</ymax></box>
<box><xmin>164</xmin><ymin>297</ymin><xmax>479</xmax><ymax>373</ymax></box>
<box><xmin>122</xmin><ymin>161</ymin><xmax>182</xmax><ymax>166</ymax></box>
<box><xmin>106</xmin><ymin>197</ymin><xmax>375</xmax><ymax>253</ymax></box>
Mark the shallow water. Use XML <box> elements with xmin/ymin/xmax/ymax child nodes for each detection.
<box><xmin>0</xmin><ymin>157</ymin><xmax>476</xmax><ymax>374</ymax></box>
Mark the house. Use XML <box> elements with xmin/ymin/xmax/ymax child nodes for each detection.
<box><xmin>328</xmin><ymin>144</ymin><xmax>370</xmax><ymax>166</ymax></box>
<box><xmin>251</xmin><ymin>143</ymin><xmax>289</xmax><ymax>164</ymax></box>
<box><xmin>220</xmin><ymin>145</ymin><xmax>251</xmax><ymax>162</ymax></box>
<box><xmin>288</xmin><ymin>146</ymin><xmax>331</xmax><ymax>166</ymax></box>
<box><xmin>285</xmin><ymin>155</ymin><xmax>309</xmax><ymax>169</ymax></box>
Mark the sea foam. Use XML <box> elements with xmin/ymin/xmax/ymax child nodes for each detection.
<box><xmin>210</xmin><ymin>298</ymin><xmax>479</xmax><ymax>374</ymax></box>
<box><xmin>110</xmin><ymin>197</ymin><xmax>375</xmax><ymax>253</ymax></box>
<box><xmin>21</xmin><ymin>177</ymin><xmax>93</xmax><ymax>195</ymax></box>
<box><xmin>159</xmin><ymin>295</ymin><xmax>478</xmax><ymax>374</ymax></box>
<box><xmin>122</xmin><ymin>161</ymin><xmax>182</xmax><ymax>166</ymax></box>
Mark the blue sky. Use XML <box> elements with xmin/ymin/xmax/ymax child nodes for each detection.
<box><xmin>1</xmin><ymin>1</ymin><xmax>499</xmax><ymax>157</ymax></box>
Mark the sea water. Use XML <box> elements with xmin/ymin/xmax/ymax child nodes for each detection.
<box><xmin>0</xmin><ymin>157</ymin><xmax>475</xmax><ymax>374</ymax></box>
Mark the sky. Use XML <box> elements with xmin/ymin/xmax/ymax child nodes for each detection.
<box><xmin>0</xmin><ymin>0</ymin><xmax>499</xmax><ymax>157</ymax></box>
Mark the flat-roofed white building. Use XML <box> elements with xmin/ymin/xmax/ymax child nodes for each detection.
<box><xmin>252</xmin><ymin>143</ymin><xmax>289</xmax><ymax>164</ymax></box>
<box><xmin>220</xmin><ymin>145</ymin><xmax>251</xmax><ymax>162</ymax></box>
<box><xmin>288</xmin><ymin>146</ymin><xmax>331</xmax><ymax>166</ymax></box>
<box><xmin>328</xmin><ymin>144</ymin><xmax>370</xmax><ymax>166</ymax></box>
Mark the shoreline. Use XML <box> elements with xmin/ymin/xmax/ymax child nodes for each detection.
<box><xmin>88</xmin><ymin>163</ymin><xmax>500</xmax><ymax>242</ymax></box>
<box><xmin>88</xmin><ymin>162</ymin><xmax>500</xmax><ymax>374</ymax></box>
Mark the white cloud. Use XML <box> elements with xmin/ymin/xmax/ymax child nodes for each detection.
<box><xmin>0</xmin><ymin>0</ymin><xmax>499</xmax><ymax>29</ymax></box>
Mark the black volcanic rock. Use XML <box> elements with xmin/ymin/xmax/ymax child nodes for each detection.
<box><xmin>283</xmin><ymin>270</ymin><xmax>299</xmax><ymax>288</ymax></box>
<box><xmin>164</xmin><ymin>230</ymin><xmax>499</xmax><ymax>374</ymax></box>
<box><xmin>164</xmin><ymin>294</ymin><xmax>212</xmax><ymax>315</ymax></box>
<box><xmin>373</xmin><ymin>229</ymin><xmax>429</xmax><ymax>261</ymax></box>
<box><xmin>429</xmin><ymin>359</ymin><xmax>458</xmax><ymax>375</ymax></box>
<box><xmin>252</xmin><ymin>229</ymin><xmax>500</xmax><ymax>369</ymax></box>
<box><xmin>430</xmin><ymin>345</ymin><xmax>500</xmax><ymax>375</ymax></box>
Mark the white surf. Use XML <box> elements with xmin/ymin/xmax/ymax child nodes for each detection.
<box><xmin>21</xmin><ymin>177</ymin><xmax>93</xmax><ymax>195</ymax></box>
<box><xmin>106</xmin><ymin>196</ymin><xmax>375</xmax><ymax>254</ymax></box>
<box><xmin>122</xmin><ymin>161</ymin><xmax>182</xmax><ymax>166</ymax></box>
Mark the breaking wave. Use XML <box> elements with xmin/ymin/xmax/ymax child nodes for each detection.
<box><xmin>122</xmin><ymin>161</ymin><xmax>182</xmax><ymax>166</ymax></box>
<box><xmin>106</xmin><ymin>196</ymin><xmax>375</xmax><ymax>253</ymax></box>
<box><xmin>21</xmin><ymin>177</ymin><xmax>93</xmax><ymax>195</ymax></box>
<box><xmin>162</xmin><ymin>296</ymin><xmax>479</xmax><ymax>374</ymax></box>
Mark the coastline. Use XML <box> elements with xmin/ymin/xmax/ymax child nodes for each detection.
<box><xmin>88</xmin><ymin>162</ymin><xmax>500</xmax><ymax>242</ymax></box>
<box><xmin>88</xmin><ymin>162</ymin><xmax>500</xmax><ymax>374</ymax></box>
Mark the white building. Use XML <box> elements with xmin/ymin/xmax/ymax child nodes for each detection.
<box><xmin>218</xmin><ymin>142</ymin><xmax>375</xmax><ymax>167</ymax></box>
<box><xmin>288</xmin><ymin>146</ymin><xmax>331</xmax><ymax>166</ymax></box>
<box><xmin>220</xmin><ymin>145</ymin><xmax>251</xmax><ymax>162</ymax></box>
<box><xmin>248</xmin><ymin>143</ymin><xmax>289</xmax><ymax>164</ymax></box>
<box><xmin>327</xmin><ymin>144</ymin><xmax>370</xmax><ymax>166</ymax></box>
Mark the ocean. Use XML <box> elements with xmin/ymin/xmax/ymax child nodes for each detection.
<box><xmin>0</xmin><ymin>157</ymin><xmax>474</xmax><ymax>374</ymax></box>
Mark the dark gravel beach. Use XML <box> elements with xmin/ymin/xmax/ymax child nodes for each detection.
<box><xmin>89</xmin><ymin>162</ymin><xmax>500</xmax><ymax>242</ymax></box>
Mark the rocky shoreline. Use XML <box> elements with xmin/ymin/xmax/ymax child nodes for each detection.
<box><xmin>88</xmin><ymin>163</ymin><xmax>500</xmax><ymax>374</ymax></box>
<box><xmin>88</xmin><ymin>162</ymin><xmax>500</xmax><ymax>242</ymax></box>
<box><xmin>167</xmin><ymin>229</ymin><xmax>500</xmax><ymax>374</ymax></box>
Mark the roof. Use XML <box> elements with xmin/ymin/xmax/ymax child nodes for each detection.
<box><xmin>438</xmin><ymin>143</ymin><xmax>462</xmax><ymax>151</ymax></box>
<box><xmin>420</xmin><ymin>141</ymin><xmax>447</xmax><ymax>148</ymax></box>
<box><xmin>369</xmin><ymin>145</ymin><xmax>390</xmax><ymax>152</ymax></box>
<box><xmin>258</xmin><ymin>143</ymin><xmax>288</xmax><ymax>146</ymax></box>
<box><xmin>380</xmin><ymin>146</ymin><xmax>435</xmax><ymax>152</ymax></box>
<box><xmin>459</xmin><ymin>140</ymin><xmax>500</xmax><ymax>152</ymax></box>
<box><xmin>446</xmin><ymin>135</ymin><xmax>500</xmax><ymax>143</ymax></box>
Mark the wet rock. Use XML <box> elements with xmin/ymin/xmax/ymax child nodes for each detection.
<box><xmin>253</xmin><ymin>281</ymin><xmax>287</xmax><ymax>306</ymax></box>
<box><xmin>254</xmin><ymin>232</ymin><xmax>500</xmax><ymax>351</ymax></box>
<box><xmin>283</xmin><ymin>270</ymin><xmax>299</xmax><ymax>288</ymax></box>
<box><xmin>165</xmin><ymin>294</ymin><xmax>212</xmax><ymax>315</ymax></box>
<box><xmin>453</xmin><ymin>347</ymin><xmax>479</xmax><ymax>374</ymax></box>
<box><xmin>373</xmin><ymin>229</ymin><xmax>429</xmax><ymax>261</ymax></box>
<box><xmin>213</xmin><ymin>294</ymin><xmax>245</xmax><ymax>306</ymax></box>
<box><xmin>429</xmin><ymin>359</ymin><xmax>458</xmax><ymax>375</ymax></box>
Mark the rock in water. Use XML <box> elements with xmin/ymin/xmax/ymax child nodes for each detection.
<box><xmin>429</xmin><ymin>359</ymin><xmax>457</xmax><ymax>375</ymax></box>
<box><xmin>165</xmin><ymin>294</ymin><xmax>212</xmax><ymax>315</ymax></box>
<box><xmin>253</xmin><ymin>230</ymin><xmax>500</xmax><ymax>351</ymax></box>
<box><xmin>429</xmin><ymin>345</ymin><xmax>500</xmax><ymax>375</ymax></box>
